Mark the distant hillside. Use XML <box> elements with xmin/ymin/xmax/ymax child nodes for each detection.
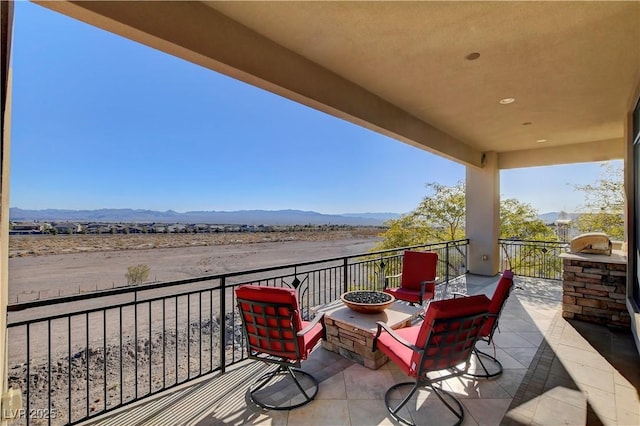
<box><xmin>340</xmin><ymin>212</ymin><xmax>403</xmax><ymax>222</ymax></box>
<box><xmin>9</xmin><ymin>208</ymin><xmax>401</xmax><ymax>226</ymax></box>
<box><xmin>10</xmin><ymin>207</ymin><xmax>585</xmax><ymax>226</ymax></box>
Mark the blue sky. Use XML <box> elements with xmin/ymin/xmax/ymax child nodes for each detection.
<box><xmin>9</xmin><ymin>1</ymin><xmax>620</xmax><ymax>215</ymax></box>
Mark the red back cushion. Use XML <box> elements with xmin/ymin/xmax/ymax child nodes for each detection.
<box><xmin>401</xmin><ymin>251</ymin><xmax>438</xmax><ymax>291</ymax></box>
<box><xmin>235</xmin><ymin>285</ymin><xmax>303</xmax><ymax>358</ymax></box>
<box><xmin>481</xmin><ymin>270</ymin><xmax>514</xmax><ymax>336</ymax></box>
<box><xmin>412</xmin><ymin>294</ymin><xmax>490</xmax><ymax>372</ymax></box>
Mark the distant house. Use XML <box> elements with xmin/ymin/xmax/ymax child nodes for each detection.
<box><xmin>209</xmin><ymin>225</ymin><xmax>225</xmax><ymax>233</ymax></box>
<box><xmin>85</xmin><ymin>223</ymin><xmax>113</xmax><ymax>234</ymax></box>
<box><xmin>194</xmin><ymin>224</ymin><xmax>210</xmax><ymax>233</ymax></box>
<box><xmin>127</xmin><ymin>226</ymin><xmax>144</xmax><ymax>234</ymax></box>
<box><xmin>167</xmin><ymin>224</ymin><xmax>186</xmax><ymax>233</ymax></box>
<box><xmin>53</xmin><ymin>222</ymin><xmax>81</xmax><ymax>234</ymax></box>
<box><xmin>554</xmin><ymin>219</ymin><xmax>578</xmax><ymax>242</ymax></box>
<box><xmin>10</xmin><ymin>222</ymin><xmax>44</xmax><ymax>235</ymax></box>
<box><xmin>150</xmin><ymin>224</ymin><xmax>168</xmax><ymax>233</ymax></box>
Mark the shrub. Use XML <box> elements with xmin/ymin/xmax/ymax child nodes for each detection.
<box><xmin>125</xmin><ymin>264</ymin><xmax>150</xmax><ymax>285</ymax></box>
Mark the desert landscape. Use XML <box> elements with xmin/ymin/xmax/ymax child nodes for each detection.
<box><xmin>8</xmin><ymin>228</ymin><xmax>382</xmax><ymax>304</ymax></box>
<box><xmin>6</xmin><ymin>229</ymin><xmax>382</xmax><ymax>424</ymax></box>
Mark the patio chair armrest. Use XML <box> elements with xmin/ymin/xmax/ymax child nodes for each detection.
<box><xmin>372</xmin><ymin>321</ymin><xmax>421</xmax><ymax>353</ymax></box>
<box><xmin>418</xmin><ymin>279</ymin><xmax>437</xmax><ymax>303</ymax></box>
<box><xmin>384</xmin><ymin>272</ymin><xmax>402</xmax><ymax>289</ymax></box>
<box><xmin>419</xmin><ymin>279</ymin><xmax>437</xmax><ymax>294</ymax></box>
<box><xmin>298</xmin><ymin>312</ymin><xmax>325</xmax><ymax>337</ymax></box>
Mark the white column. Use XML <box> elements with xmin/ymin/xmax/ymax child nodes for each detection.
<box><xmin>1</xmin><ymin>1</ymin><xmax>13</xmax><ymax>408</ymax></box>
<box><xmin>466</xmin><ymin>152</ymin><xmax>500</xmax><ymax>276</ymax></box>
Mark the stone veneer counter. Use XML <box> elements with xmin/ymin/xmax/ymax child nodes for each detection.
<box><xmin>559</xmin><ymin>250</ymin><xmax>628</xmax><ymax>328</ymax></box>
<box><xmin>315</xmin><ymin>300</ymin><xmax>423</xmax><ymax>369</ymax></box>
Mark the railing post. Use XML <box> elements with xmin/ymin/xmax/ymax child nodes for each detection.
<box><xmin>466</xmin><ymin>239</ymin><xmax>469</xmax><ymax>273</ymax></box>
<box><xmin>220</xmin><ymin>276</ymin><xmax>226</xmax><ymax>374</ymax></box>
<box><xmin>378</xmin><ymin>254</ymin><xmax>386</xmax><ymax>291</ymax></box>
<box><xmin>343</xmin><ymin>258</ymin><xmax>349</xmax><ymax>294</ymax></box>
<box><xmin>445</xmin><ymin>241</ymin><xmax>450</xmax><ymax>284</ymax></box>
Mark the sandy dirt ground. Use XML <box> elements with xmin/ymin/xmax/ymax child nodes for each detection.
<box><xmin>8</xmin><ymin>230</ymin><xmax>382</xmax><ymax>304</ymax></box>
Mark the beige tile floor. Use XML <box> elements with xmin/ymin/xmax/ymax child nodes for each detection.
<box><xmin>90</xmin><ymin>274</ymin><xmax>640</xmax><ymax>426</ymax></box>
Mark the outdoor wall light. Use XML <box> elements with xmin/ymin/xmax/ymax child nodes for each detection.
<box><xmin>499</xmin><ymin>98</ymin><xmax>515</xmax><ymax>105</ymax></box>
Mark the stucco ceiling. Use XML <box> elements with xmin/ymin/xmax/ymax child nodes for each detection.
<box><xmin>35</xmin><ymin>1</ymin><xmax>640</xmax><ymax>168</ymax></box>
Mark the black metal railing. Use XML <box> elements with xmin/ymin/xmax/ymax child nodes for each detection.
<box><xmin>498</xmin><ymin>238</ymin><xmax>569</xmax><ymax>280</ymax></box>
<box><xmin>6</xmin><ymin>239</ymin><xmax>468</xmax><ymax>425</ymax></box>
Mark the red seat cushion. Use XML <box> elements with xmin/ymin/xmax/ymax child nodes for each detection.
<box><xmin>383</xmin><ymin>287</ymin><xmax>433</xmax><ymax>304</ymax></box>
<box><xmin>376</xmin><ymin>325</ymin><xmax>421</xmax><ymax>375</ymax></box>
<box><xmin>235</xmin><ymin>285</ymin><xmax>321</xmax><ymax>360</ymax></box>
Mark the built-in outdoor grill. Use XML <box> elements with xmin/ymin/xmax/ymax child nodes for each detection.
<box><xmin>569</xmin><ymin>232</ymin><xmax>612</xmax><ymax>256</ymax></box>
<box><xmin>561</xmin><ymin>231</ymin><xmax>627</xmax><ymax>328</ymax></box>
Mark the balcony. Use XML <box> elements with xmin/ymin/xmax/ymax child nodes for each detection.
<box><xmin>79</xmin><ymin>275</ymin><xmax>635</xmax><ymax>426</ymax></box>
<box><xmin>2</xmin><ymin>2</ymin><xmax>639</xmax><ymax>423</ymax></box>
<box><xmin>6</xmin><ymin>241</ymin><xmax>639</xmax><ymax>425</ymax></box>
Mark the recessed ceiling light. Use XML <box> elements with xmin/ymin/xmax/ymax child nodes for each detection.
<box><xmin>466</xmin><ymin>52</ymin><xmax>480</xmax><ymax>60</ymax></box>
<box><xmin>536</xmin><ymin>139</ymin><xmax>548</xmax><ymax>143</ymax></box>
<box><xmin>522</xmin><ymin>122</ymin><xmax>532</xmax><ymax>126</ymax></box>
<box><xmin>499</xmin><ymin>98</ymin><xmax>515</xmax><ymax>105</ymax></box>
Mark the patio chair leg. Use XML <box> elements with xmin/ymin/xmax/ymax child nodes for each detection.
<box><xmin>384</xmin><ymin>381</ymin><xmax>420</xmax><ymax>426</ymax></box>
<box><xmin>429</xmin><ymin>383</ymin><xmax>464</xmax><ymax>426</ymax></box>
<box><xmin>250</xmin><ymin>366</ymin><xmax>282</xmax><ymax>393</ymax></box>
<box><xmin>464</xmin><ymin>348</ymin><xmax>504</xmax><ymax>379</ymax></box>
<box><xmin>287</xmin><ymin>366</ymin><xmax>317</xmax><ymax>400</ymax></box>
<box><xmin>384</xmin><ymin>381</ymin><xmax>465</xmax><ymax>426</ymax></box>
<box><xmin>248</xmin><ymin>365</ymin><xmax>319</xmax><ymax>410</ymax></box>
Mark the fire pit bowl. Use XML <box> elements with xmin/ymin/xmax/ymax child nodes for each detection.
<box><xmin>340</xmin><ymin>290</ymin><xmax>395</xmax><ymax>314</ymax></box>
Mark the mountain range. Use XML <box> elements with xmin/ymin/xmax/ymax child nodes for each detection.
<box><xmin>9</xmin><ymin>208</ymin><xmax>578</xmax><ymax>227</ymax></box>
<box><xmin>537</xmin><ymin>212</ymin><xmax>581</xmax><ymax>223</ymax></box>
<box><xmin>9</xmin><ymin>208</ymin><xmax>401</xmax><ymax>226</ymax></box>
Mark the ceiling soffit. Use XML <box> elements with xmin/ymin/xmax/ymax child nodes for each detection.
<box><xmin>35</xmin><ymin>1</ymin><xmax>640</xmax><ymax>168</ymax></box>
<box><xmin>207</xmin><ymin>1</ymin><xmax>639</xmax><ymax>160</ymax></box>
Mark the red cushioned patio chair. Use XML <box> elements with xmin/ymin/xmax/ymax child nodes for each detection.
<box><xmin>383</xmin><ymin>251</ymin><xmax>438</xmax><ymax>306</ymax></box>
<box><xmin>455</xmin><ymin>269</ymin><xmax>515</xmax><ymax>378</ymax></box>
<box><xmin>373</xmin><ymin>294</ymin><xmax>490</xmax><ymax>426</ymax></box>
<box><xmin>235</xmin><ymin>285</ymin><xmax>325</xmax><ymax>410</ymax></box>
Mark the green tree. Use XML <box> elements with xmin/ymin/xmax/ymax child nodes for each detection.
<box><xmin>573</xmin><ymin>161</ymin><xmax>624</xmax><ymax>240</ymax></box>
<box><xmin>414</xmin><ymin>182</ymin><xmax>466</xmax><ymax>242</ymax></box>
<box><xmin>374</xmin><ymin>215</ymin><xmax>423</xmax><ymax>251</ymax></box>
<box><xmin>374</xmin><ymin>182</ymin><xmax>466</xmax><ymax>251</ymax></box>
<box><xmin>499</xmin><ymin>198</ymin><xmax>559</xmax><ymax>276</ymax></box>
<box><xmin>500</xmin><ymin>198</ymin><xmax>556</xmax><ymax>240</ymax></box>
<box><xmin>373</xmin><ymin>181</ymin><xmax>554</xmax><ymax>251</ymax></box>
<box><xmin>372</xmin><ymin>181</ymin><xmax>558</xmax><ymax>278</ymax></box>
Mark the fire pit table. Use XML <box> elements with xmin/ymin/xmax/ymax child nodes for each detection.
<box><xmin>315</xmin><ymin>295</ymin><xmax>423</xmax><ymax>369</ymax></box>
<box><xmin>341</xmin><ymin>290</ymin><xmax>395</xmax><ymax>314</ymax></box>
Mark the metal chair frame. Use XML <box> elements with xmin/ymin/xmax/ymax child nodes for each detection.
<box><xmin>453</xmin><ymin>271</ymin><xmax>515</xmax><ymax>379</ymax></box>
<box><xmin>374</xmin><ymin>309</ymin><xmax>489</xmax><ymax>426</ymax></box>
<box><xmin>237</xmin><ymin>297</ymin><xmax>325</xmax><ymax>410</ymax></box>
<box><xmin>383</xmin><ymin>251</ymin><xmax>438</xmax><ymax>307</ymax></box>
